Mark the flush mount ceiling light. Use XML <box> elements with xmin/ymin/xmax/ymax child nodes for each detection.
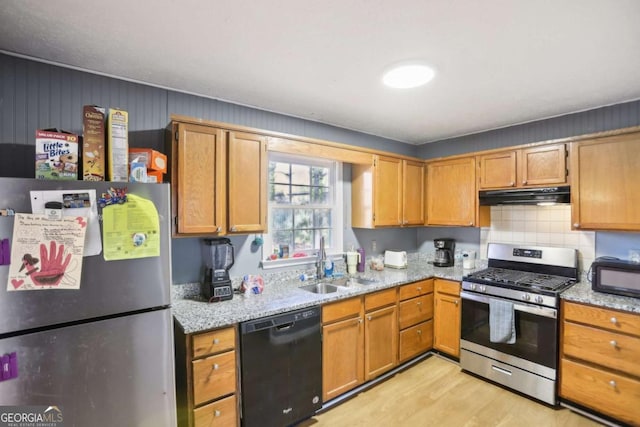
<box><xmin>382</xmin><ymin>63</ymin><xmax>435</xmax><ymax>89</ymax></box>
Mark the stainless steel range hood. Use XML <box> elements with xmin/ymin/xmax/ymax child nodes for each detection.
<box><xmin>479</xmin><ymin>186</ymin><xmax>570</xmax><ymax>206</ymax></box>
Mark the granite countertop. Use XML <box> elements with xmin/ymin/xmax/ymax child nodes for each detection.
<box><xmin>172</xmin><ymin>260</ymin><xmax>484</xmax><ymax>334</ymax></box>
<box><xmin>560</xmin><ymin>280</ymin><xmax>640</xmax><ymax>314</ymax></box>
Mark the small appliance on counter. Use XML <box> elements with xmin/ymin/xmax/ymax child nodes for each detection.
<box><xmin>202</xmin><ymin>237</ymin><xmax>235</xmax><ymax>301</ymax></box>
<box><xmin>384</xmin><ymin>250</ymin><xmax>407</xmax><ymax>269</ymax></box>
<box><xmin>591</xmin><ymin>257</ymin><xmax>640</xmax><ymax>298</ymax></box>
<box><xmin>434</xmin><ymin>238</ymin><xmax>455</xmax><ymax>267</ymax></box>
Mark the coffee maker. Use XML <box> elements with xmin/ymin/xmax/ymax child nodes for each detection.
<box><xmin>433</xmin><ymin>238</ymin><xmax>455</xmax><ymax>267</ymax></box>
<box><xmin>202</xmin><ymin>238</ymin><xmax>235</xmax><ymax>301</ymax></box>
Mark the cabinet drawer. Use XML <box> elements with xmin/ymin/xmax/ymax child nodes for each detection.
<box><xmin>193</xmin><ymin>327</ymin><xmax>236</xmax><ymax>358</ymax></box>
<box><xmin>399</xmin><ymin>279</ymin><xmax>433</xmax><ymax>301</ymax></box>
<box><xmin>323</xmin><ymin>297</ymin><xmax>362</xmax><ymax>323</ymax></box>
<box><xmin>364</xmin><ymin>288</ymin><xmax>396</xmax><ymax>311</ymax></box>
<box><xmin>560</xmin><ymin>358</ymin><xmax>640</xmax><ymax>426</ymax></box>
<box><xmin>193</xmin><ymin>394</ymin><xmax>237</xmax><ymax>427</ymax></box>
<box><xmin>563</xmin><ymin>321</ymin><xmax>640</xmax><ymax>377</ymax></box>
<box><xmin>399</xmin><ymin>320</ymin><xmax>433</xmax><ymax>363</ymax></box>
<box><xmin>398</xmin><ymin>294</ymin><xmax>434</xmax><ymax>329</ymax></box>
<box><xmin>563</xmin><ymin>302</ymin><xmax>640</xmax><ymax>337</ymax></box>
<box><xmin>193</xmin><ymin>350</ymin><xmax>237</xmax><ymax>406</ymax></box>
<box><xmin>435</xmin><ymin>279</ymin><xmax>460</xmax><ymax>296</ymax></box>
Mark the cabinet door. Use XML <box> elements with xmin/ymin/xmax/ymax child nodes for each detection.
<box><xmin>571</xmin><ymin>133</ymin><xmax>640</xmax><ymax>231</ymax></box>
<box><xmin>426</xmin><ymin>156</ymin><xmax>477</xmax><ymax>226</ymax></box>
<box><xmin>364</xmin><ymin>305</ymin><xmax>398</xmax><ymax>380</ymax></box>
<box><xmin>374</xmin><ymin>156</ymin><xmax>403</xmax><ymax>226</ymax></box>
<box><xmin>227</xmin><ymin>131</ymin><xmax>267</xmax><ymax>233</ymax></box>
<box><xmin>434</xmin><ymin>292</ymin><xmax>461</xmax><ymax>358</ymax></box>
<box><xmin>403</xmin><ymin>160</ymin><xmax>425</xmax><ymax>225</ymax></box>
<box><xmin>478</xmin><ymin>151</ymin><xmax>517</xmax><ymax>189</ymax></box>
<box><xmin>322</xmin><ymin>316</ymin><xmax>364</xmax><ymax>401</ymax></box>
<box><xmin>174</xmin><ymin>123</ymin><xmax>225</xmax><ymax>235</ymax></box>
<box><xmin>520</xmin><ymin>143</ymin><xmax>567</xmax><ymax>186</ymax></box>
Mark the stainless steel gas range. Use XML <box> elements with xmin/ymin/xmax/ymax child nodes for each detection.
<box><xmin>460</xmin><ymin>243</ymin><xmax>578</xmax><ymax>405</ymax></box>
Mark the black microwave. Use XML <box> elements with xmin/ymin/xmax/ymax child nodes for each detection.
<box><xmin>591</xmin><ymin>258</ymin><xmax>640</xmax><ymax>298</ymax></box>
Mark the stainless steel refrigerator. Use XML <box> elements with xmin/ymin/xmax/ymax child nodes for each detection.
<box><xmin>0</xmin><ymin>178</ymin><xmax>176</xmax><ymax>427</ymax></box>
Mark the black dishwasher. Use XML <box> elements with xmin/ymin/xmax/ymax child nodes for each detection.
<box><xmin>240</xmin><ymin>306</ymin><xmax>322</xmax><ymax>427</ymax></box>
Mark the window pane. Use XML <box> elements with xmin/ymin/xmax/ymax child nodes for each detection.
<box><xmin>270</xmin><ymin>184</ymin><xmax>291</xmax><ymax>204</ymax></box>
<box><xmin>311</xmin><ymin>166</ymin><xmax>329</xmax><ymax>186</ymax></box>
<box><xmin>311</xmin><ymin>187</ymin><xmax>329</xmax><ymax>204</ymax></box>
<box><xmin>315</xmin><ymin>229</ymin><xmax>332</xmax><ymax>250</ymax></box>
<box><xmin>294</xmin><ymin>230</ymin><xmax>313</xmax><ymax>251</ymax></box>
<box><xmin>294</xmin><ymin>208</ymin><xmax>313</xmax><ymax>229</ymax></box>
<box><xmin>273</xmin><ymin>230</ymin><xmax>293</xmax><ymax>248</ymax></box>
<box><xmin>291</xmin><ymin>164</ymin><xmax>310</xmax><ymax>186</ymax></box>
<box><xmin>271</xmin><ymin>162</ymin><xmax>291</xmax><ymax>184</ymax></box>
<box><xmin>291</xmin><ymin>185</ymin><xmax>310</xmax><ymax>205</ymax></box>
<box><xmin>271</xmin><ymin>208</ymin><xmax>293</xmax><ymax>230</ymax></box>
<box><xmin>314</xmin><ymin>209</ymin><xmax>331</xmax><ymax>228</ymax></box>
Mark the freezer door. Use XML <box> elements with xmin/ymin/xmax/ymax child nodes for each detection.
<box><xmin>0</xmin><ymin>309</ymin><xmax>176</xmax><ymax>427</ymax></box>
<box><xmin>0</xmin><ymin>178</ymin><xmax>172</xmax><ymax>335</ymax></box>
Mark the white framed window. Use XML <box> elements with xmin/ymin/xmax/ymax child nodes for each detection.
<box><xmin>262</xmin><ymin>152</ymin><xmax>343</xmax><ymax>268</ymax></box>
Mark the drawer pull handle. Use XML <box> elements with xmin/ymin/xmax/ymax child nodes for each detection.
<box><xmin>213</xmin><ymin>338</ymin><xmax>220</xmax><ymax>344</ymax></box>
<box><xmin>610</xmin><ymin>317</ymin><xmax>618</xmax><ymax>325</ymax></box>
<box><xmin>610</xmin><ymin>340</ymin><xmax>618</xmax><ymax>348</ymax></box>
<box><xmin>416</xmin><ymin>302</ymin><xmax>422</xmax><ymax>306</ymax></box>
<box><xmin>367</xmin><ymin>315</ymin><xmax>372</xmax><ymax>321</ymax></box>
<box><xmin>417</xmin><ymin>329</ymin><xmax>422</xmax><ymax>335</ymax></box>
<box><xmin>609</xmin><ymin>380</ymin><xmax>617</xmax><ymax>388</ymax></box>
<box><xmin>417</xmin><ymin>287</ymin><xmax>422</xmax><ymax>291</ymax></box>
<box><xmin>214</xmin><ymin>410</ymin><xmax>221</xmax><ymax>417</ymax></box>
<box><xmin>212</xmin><ymin>363</ymin><xmax>219</xmax><ymax>370</ymax></box>
<box><xmin>454</xmin><ymin>300</ymin><xmax>459</xmax><ymax>306</ymax></box>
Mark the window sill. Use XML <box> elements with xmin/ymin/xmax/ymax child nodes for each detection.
<box><xmin>261</xmin><ymin>253</ymin><xmax>343</xmax><ymax>270</ymax></box>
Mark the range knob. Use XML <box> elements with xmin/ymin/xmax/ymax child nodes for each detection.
<box><xmin>522</xmin><ymin>294</ymin><xmax>531</xmax><ymax>301</ymax></box>
<box><xmin>535</xmin><ymin>296</ymin><xmax>544</xmax><ymax>304</ymax></box>
<box><xmin>480</xmin><ymin>285</ymin><xmax>487</xmax><ymax>293</ymax></box>
<box><xmin>469</xmin><ymin>284</ymin><xmax>477</xmax><ymax>291</ymax></box>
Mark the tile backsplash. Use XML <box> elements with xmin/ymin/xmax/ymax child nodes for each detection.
<box><xmin>480</xmin><ymin>205</ymin><xmax>595</xmax><ymax>275</ymax></box>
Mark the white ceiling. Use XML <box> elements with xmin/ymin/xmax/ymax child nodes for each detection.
<box><xmin>1</xmin><ymin>0</ymin><xmax>640</xmax><ymax>144</ymax></box>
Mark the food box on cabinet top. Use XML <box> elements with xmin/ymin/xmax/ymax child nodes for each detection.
<box><xmin>107</xmin><ymin>108</ymin><xmax>129</xmax><ymax>182</ymax></box>
<box><xmin>82</xmin><ymin>105</ymin><xmax>106</xmax><ymax>181</ymax></box>
<box><xmin>146</xmin><ymin>169</ymin><xmax>164</xmax><ymax>183</ymax></box>
<box><xmin>35</xmin><ymin>129</ymin><xmax>79</xmax><ymax>180</ymax></box>
<box><xmin>128</xmin><ymin>148</ymin><xmax>167</xmax><ymax>173</ymax></box>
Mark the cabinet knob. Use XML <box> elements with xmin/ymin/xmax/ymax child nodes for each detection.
<box><xmin>212</xmin><ymin>363</ymin><xmax>219</xmax><ymax>370</ymax></box>
<box><xmin>509</xmin><ymin>181</ymin><xmax>514</xmax><ymax>187</ymax></box>
<box><xmin>416</xmin><ymin>302</ymin><xmax>422</xmax><ymax>306</ymax></box>
<box><xmin>610</xmin><ymin>340</ymin><xmax>618</xmax><ymax>348</ymax></box>
<box><xmin>468</xmin><ymin>222</ymin><xmax>473</xmax><ymax>226</ymax></box>
<box><xmin>417</xmin><ymin>287</ymin><xmax>422</xmax><ymax>291</ymax></box>
<box><xmin>216</xmin><ymin>226</ymin><xmax>222</xmax><ymax>232</ymax></box>
<box><xmin>573</xmin><ymin>223</ymin><xmax>580</xmax><ymax>228</ymax></box>
<box><xmin>609</xmin><ymin>380</ymin><xmax>617</xmax><ymax>388</ymax></box>
<box><xmin>358</xmin><ymin>318</ymin><xmax>363</xmax><ymax>324</ymax></box>
<box><xmin>213</xmin><ymin>338</ymin><xmax>220</xmax><ymax>344</ymax></box>
<box><xmin>610</xmin><ymin>317</ymin><xmax>618</xmax><ymax>325</ymax></box>
<box><xmin>230</xmin><ymin>226</ymin><xmax>237</xmax><ymax>232</ymax></box>
<box><xmin>454</xmin><ymin>300</ymin><xmax>459</xmax><ymax>306</ymax></box>
<box><xmin>214</xmin><ymin>410</ymin><xmax>221</xmax><ymax>417</ymax></box>
<box><xmin>522</xmin><ymin>180</ymin><xmax>527</xmax><ymax>185</ymax></box>
<box><xmin>367</xmin><ymin>315</ymin><xmax>372</xmax><ymax>321</ymax></box>
<box><xmin>417</xmin><ymin>329</ymin><xmax>422</xmax><ymax>335</ymax></box>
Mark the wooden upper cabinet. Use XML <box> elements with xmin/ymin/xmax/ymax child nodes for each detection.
<box><xmin>571</xmin><ymin>132</ymin><xmax>640</xmax><ymax>231</ymax></box>
<box><xmin>520</xmin><ymin>144</ymin><xmax>567</xmax><ymax>186</ymax></box>
<box><xmin>227</xmin><ymin>131</ymin><xmax>267</xmax><ymax>234</ymax></box>
<box><xmin>478</xmin><ymin>150</ymin><xmax>517</xmax><ymax>189</ymax></box>
<box><xmin>171</xmin><ymin>122</ymin><xmax>225</xmax><ymax>235</ymax></box>
<box><xmin>426</xmin><ymin>156</ymin><xmax>485</xmax><ymax>227</ymax></box>
<box><xmin>403</xmin><ymin>160</ymin><xmax>425</xmax><ymax>225</ymax></box>
<box><xmin>373</xmin><ymin>156</ymin><xmax>403</xmax><ymax>226</ymax></box>
<box><xmin>478</xmin><ymin>143</ymin><xmax>567</xmax><ymax>190</ymax></box>
<box><xmin>352</xmin><ymin>156</ymin><xmax>424</xmax><ymax>228</ymax></box>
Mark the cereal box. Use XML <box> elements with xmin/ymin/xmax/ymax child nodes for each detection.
<box><xmin>82</xmin><ymin>105</ymin><xmax>106</xmax><ymax>181</ymax></box>
<box><xmin>107</xmin><ymin>108</ymin><xmax>129</xmax><ymax>182</ymax></box>
<box><xmin>35</xmin><ymin>129</ymin><xmax>79</xmax><ymax>180</ymax></box>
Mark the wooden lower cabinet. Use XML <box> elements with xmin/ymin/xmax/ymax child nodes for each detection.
<box><xmin>175</xmin><ymin>323</ymin><xmax>239</xmax><ymax>427</ymax></box>
<box><xmin>398</xmin><ymin>279</ymin><xmax>434</xmax><ymax>363</ymax></box>
<box><xmin>433</xmin><ymin>279</ymin><xmax>461</xmax><ymax>358</ymax></box>
<box><xmin>560</xmin><ymin>300</ymin><xmax>640</xmax><ymax>426</ymax></box>
<box><xmin>364</xmin><ymin>291</ymin><xmax>398</xmax><ymax>380</ymax></box>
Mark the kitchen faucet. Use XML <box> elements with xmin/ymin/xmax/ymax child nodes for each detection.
<box><xmin>316</xmin><ymin>236</ymin><xmax>326</xmax><ymax>279</ymax></box>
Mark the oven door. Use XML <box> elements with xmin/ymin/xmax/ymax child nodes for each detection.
<box><xmin>460</xmin><ymin>291</ymin><xmax>558</xmax><ymax>370</ymax></box>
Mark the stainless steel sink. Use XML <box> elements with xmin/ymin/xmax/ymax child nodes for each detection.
<box><xmin>300</xmin><ymin>283</ymin><xmax>339</xmax><ymax>294</ymax></box>
<box><xmin>352</xmin><ymin>278</ymin><xmax>379</xmax><ymax>286</ymax></box>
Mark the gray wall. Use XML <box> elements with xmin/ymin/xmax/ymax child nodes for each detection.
<box><xmin>2</xmin><ymin>53</ymin><xmax>638</xmax><ymax>282</ymax></box>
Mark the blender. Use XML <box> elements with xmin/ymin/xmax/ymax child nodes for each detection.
<box><xmin>202</xmin><ymin>238</ymin><xmax>235</xmax><ymax>301</ymax></box>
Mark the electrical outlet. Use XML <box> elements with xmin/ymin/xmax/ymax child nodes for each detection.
<box><xmin>372</xmin><ymin>240</ymin><xmax>377</xmax><ymax>252</ymax></box>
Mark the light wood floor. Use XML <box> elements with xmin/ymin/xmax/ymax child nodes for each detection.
<box><xmin>301</xmin><ymin>356</ymin><xmax>602</xmax><ymax>427</ymax></box>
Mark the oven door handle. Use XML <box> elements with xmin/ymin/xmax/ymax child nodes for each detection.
<box><xmin>460</xmin><ymin>291</ymin><xmax>557</xmax><ymax>319</ymax></box>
